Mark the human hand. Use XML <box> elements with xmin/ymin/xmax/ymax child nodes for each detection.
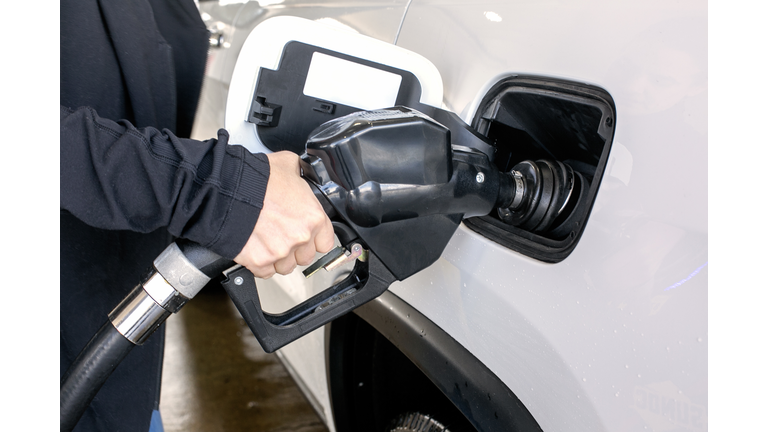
<box><xmin>234</xmin><ymin>151</ymin><xmax>335</xmax><ymax>278</ymax></box>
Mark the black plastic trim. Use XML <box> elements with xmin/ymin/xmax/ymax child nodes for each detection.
<box><xmin>328</xmin><ymin>290</ymin><xmax>542</xmax><ymax>432</ymax></box>
<box><xmin>252</xmin><ymin>41</ymin><xmax>427</xmax><ymax>154</ymax></box>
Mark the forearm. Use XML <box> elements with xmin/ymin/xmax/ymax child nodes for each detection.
<box><xmin>59</xmin><ymin>105</ymin><xmax>270</xmax><ymax>259</ymax></box>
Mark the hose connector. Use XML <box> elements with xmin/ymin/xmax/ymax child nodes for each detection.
<box><xmin>108</xmin><ymin>281</ymin><xmax>172</xmax><ymax>345</ymax></box>
<box><xmin>108</xmin><ymin>242</ymin><xmax>216</xmax><ymax>345</ymax></box>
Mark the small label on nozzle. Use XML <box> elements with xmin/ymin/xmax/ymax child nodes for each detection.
<box><xmin>307</xmin><ymin>107</ymin><xmax>431</xmax><ymax>143</ymax></box>
<box><xmin>315</xmin><ymin>287</ymin><xmax>358</xmax><ymax>312</ymax></box>
<box><xmin>357</xmin><ymin>108</ymin><xmax>428</xmax><ymax>122</ymax></box>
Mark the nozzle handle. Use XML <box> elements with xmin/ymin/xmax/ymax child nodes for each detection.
<box><xmin>221</xmin><ymin>251</ymin><xmax>396</xmax><ymax>353</ymax></box>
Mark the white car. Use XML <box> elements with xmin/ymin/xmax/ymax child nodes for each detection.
<box><xmin>192</xmin><ymin>1</ymin><xmax>707</xmax><ymax>431</ymax></box>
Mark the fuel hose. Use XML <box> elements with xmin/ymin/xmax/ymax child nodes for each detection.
<box><xmin>59</xmin><ymin>239</ymin><xmax>234</xmax><ymax>432</ymax></box>
<box><xmin>59</xmin><ymin>322</ymin><xmax>135</xmax><ymax>432</ymax></box>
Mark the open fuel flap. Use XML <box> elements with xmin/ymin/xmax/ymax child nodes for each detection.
<box><xmin>224</xmin><ymin>16</ymin><xmax>448</xmax><ymax>155</ymax></box>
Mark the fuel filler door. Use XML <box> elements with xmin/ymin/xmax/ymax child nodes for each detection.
<box><xmin>224</xmin><ymin>15</ymin><xmax>450</xmax><ymax>156</ymax></box>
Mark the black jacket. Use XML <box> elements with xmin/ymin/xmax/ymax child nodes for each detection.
<box><xmin>59</xmin><ymin>106</ymin><xmax>269</xmax><ymax>260</ymax></box>
<box><xmin>60</xmin><ymin>1</ymin><xmax>268</xmax><ymax>431</ymax></box>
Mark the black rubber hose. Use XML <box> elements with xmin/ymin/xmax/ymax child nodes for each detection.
<box><xmin>60</xmin><ymin>321</ymin><xmax>135</xmax><ymax>432</ymax></box>
<box><xmin>59</xmin><ymin>240</ymin><xmax>235</xmax><ymax>432</ymax></box>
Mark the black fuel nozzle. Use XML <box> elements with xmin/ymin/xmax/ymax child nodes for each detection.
<box><xmin>300</xmin><ymin>106</ymin><xmax>501</xmax><ymax>279</ymax></box>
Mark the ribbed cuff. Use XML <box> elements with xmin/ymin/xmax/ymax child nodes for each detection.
<box><xmin>207</xmin><ymin>146</ymin><xmax>270</xmax><ymax>259</ymax></box>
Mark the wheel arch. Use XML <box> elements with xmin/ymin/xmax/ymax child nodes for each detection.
<box><xmin>325</xmin><ymin>290</ymin><xmax>542</xmax><ymax>432</ymax></box>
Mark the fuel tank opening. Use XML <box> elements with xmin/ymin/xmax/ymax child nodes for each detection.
<box><xmin>496</xmin><ymin>159</ymin><xmax>589</xmax><ymax>238</ymax></box>
<box><xmin>466</xmin><ymin>75</ymin><xmax>616</xmax><ymax>263</ymax></box>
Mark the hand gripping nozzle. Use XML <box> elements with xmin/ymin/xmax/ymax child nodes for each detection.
<box><xmin>220</xmin><ymin>107</ymin><xmax>508</xmax><ymax>353</ymax></box>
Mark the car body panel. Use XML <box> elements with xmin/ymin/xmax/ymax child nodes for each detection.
<box><xmin>391</xmin><ymin>2</ymin><xmax>707</xmax><ymax>431</ymax></box>
<box><xmin>192</xmin><ymin>1</ymin><xmax>708</xmax><ymax>431</ymax></box>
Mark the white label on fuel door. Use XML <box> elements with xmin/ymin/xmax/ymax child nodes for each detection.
<box><xmin>303</xmin><ymin>52</ymin><xmax>403</xmax><ymax>111</ymax></box>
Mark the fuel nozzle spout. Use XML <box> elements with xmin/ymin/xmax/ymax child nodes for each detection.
<box><xmin>496</xmin><ymin>159</ymin><xmax>589</xmax><ymax>238</ymax></box>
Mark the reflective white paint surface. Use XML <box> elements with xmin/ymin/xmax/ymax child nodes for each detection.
<box><xmin>391</xmin><ymin>1</ymin><xmax>707</xmax><ymax>431</ymax></box>
<box><xmin>195</xmin><ymin>1</ymin><xmax>708</xmax><ymax>431</ymax></box>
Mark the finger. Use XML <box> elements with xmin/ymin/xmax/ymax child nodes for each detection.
<box><xmin>314</xmin><ymin>218</ymin><xmax>335</xmax><ymax>254</ymax></box>
<box><xmin>295</xmin><ymin>241</ymin><xmax>319</xmax><ymax>266</ymax></box>
<box><xmin>273</xmin><ymin>255</ymin><xmax>298</xmax><ymax>275</ymax></box>
<box><xmin>249</xmin><ymin>264</ymin><xmax>276</xmax><ymax>280</ymax></box>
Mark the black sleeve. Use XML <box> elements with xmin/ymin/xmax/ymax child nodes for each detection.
<box><xmin>60</xmin><ymin>105</ymin><xmax>270</xmax><ymax>260</ymax></box>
